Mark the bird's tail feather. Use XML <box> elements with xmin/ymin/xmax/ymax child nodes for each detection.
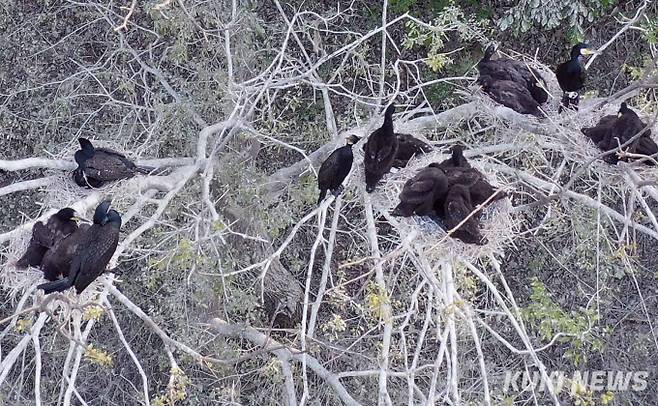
<box><xmin>37</xmin><ymin>278</ymin><xmax>72</xmax><ymax>294</ymax></box>
<box><xmin>317</xmin><ymin>189</ymin><xmax>327</xmax><ymax>205</ymax></box>
<box><xmin>135</xmin><ymin>165</ymin><xmax>157</xmax><ymax>174</ymax></box>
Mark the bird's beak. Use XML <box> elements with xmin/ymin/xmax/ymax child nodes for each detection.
<box><xmin>581</xmin><ymin>48</ymin><xmax>597</xmax><ymax>56</ymax></box>
<box><xmin>72</xmin><ymin>216</ymin><xmax>91</xmax><ymax>224</ymax></box>
<box><xmin>617</xmin><ymin>112</ymin><xmax>623</xmax><ymax>118</ymax></box>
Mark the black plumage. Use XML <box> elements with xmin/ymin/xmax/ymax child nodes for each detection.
<box><xmin>435</xmin><ymin>145</ymin><xmax>471</xmax><ymax>170</ymax></box>
<box><xmin>38</xmin><ymin>201</ymin><xmax>121</xmax><ymax>294</ymax></box>
<box><xmin>16</xmin><ymin>208</ymin><xmax>79</xmax><ymax>269</ymax></box>
<box><xmin>317</xmin><ymin>135</ymin><xmax>360</xmax><ymax>205</ymax></box>
<box><xmin>442</xmin><ymin>184</ymin><xmax>487</xmax><ymax>245</ymax></box>
<box><xmin>41</xmin><ymin>224</ymin><xmax>90</xmax><ymax>281</ymax></box>
<box><xmin>556</xmin><ymin>43</ymin><xmax>595</xmax><ymax>112</ymax></box>
<box><xmin>477</xmin><ymin>44</ymin><xmax>548</xmax><ymax>116</ymax></box>
<box><xmin>581</xmin><ymin>103</ymin><xmax>656</xmax><ymax>165</ymax></box>
<box><xmin>363</xmin><ymin>104</ymin><xmax>399</xmax><ymax>192</ymax></box>
<box><xmin>479</xmin><ymin>78</ymin><xmax>544</xmax><ymax>118</ymax></box>
<box><xmin>73</xmin><ymin>138</ymin><xmax>153</xmax><ymax>188</ymax></box>
<box><xmin>581</xmin><ymin>115</ymin><xmax>617</xmax><ymax>146</ymax></box>
<box><xmin>392</xmin><ymin>133</ymin><xmax>433</xmax><ymax>168</ymax></box>
<box><xmin>393</xmin><ymin>145</ymin><xmax>503</xmax><ymax>245</ymax></box>
<box><xmin>391</xmin><ymin>167</ymin><xmax>448</xmax><ymax>217</ymax></box>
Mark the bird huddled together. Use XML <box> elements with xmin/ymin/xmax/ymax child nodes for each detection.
<box><xmin>477</xmin><ymin>42</ymin><xmax>597</xmax><ymax>117</ymax></box>
<box><xmin>392</xmin><ymin>146</ymin><xmax>504</xmax><ymax>245</ymax></box>
<box><xmin>16</xmin><ymin>201</ymin><xmax>122</xmax><ymax>295</ymax></box>
<box><xmin>581</xmin><ymin>102</ymin><xmax>657</xmax><ymax>165</ymax></box>
<box><xmin>317</xmin><ymin>103</ymin><xmax>505</xmax><ymax>245</ymax></box>
<box><xmin>13</xmin><ymin>138</ymin><xmax>147</xmax><ymax>295</ymax></box>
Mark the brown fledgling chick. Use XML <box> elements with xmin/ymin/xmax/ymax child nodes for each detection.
<box><xmin>391</xmin><ymin>167</ymin><xmax>448</xmax><ymax>217</ymax></box>
<box><xmin>435</xmin><ymin>145</ymin><xmax>471</xmax><ymax>170</ymax></box>
<box><xmin>442</xmin><ymin>184</ymin><xmax>487</xmax><ymax>245</ymax></box>
<box><xmin>15</xmin><ymin>208</ymin><xmax>80</xmax><ymax>269</ymax></box>
<box><xmin>581</xmin><ymin>103</ymin><xmax>656</xmax><ymax>165</ymax></box>
<box><xmin>581</xmin><ymin>115</ymin><xmax>617</xmax><ymax>146</ymax></box>
<box><xmin>41</xmin><ymin>223</ymin><xmax>90</xmax><ymax>281</ymax></box>
<box><xmin>392</xmin><ymin>133</ymin><xmax>433</xmax><ymax>168</ymax></box>
<box><xmin>364</xmin><ymin>104</ymin><xmax>399</xmax><ymax>192</ymax></box>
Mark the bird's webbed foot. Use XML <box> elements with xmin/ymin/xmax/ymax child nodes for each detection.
<box><xmin>331</xmin><ymin>185</ymin><xmax>344</xmax><ymax>197</ymax></box>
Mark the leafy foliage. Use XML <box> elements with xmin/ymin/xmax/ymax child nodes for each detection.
<box><xmin>522</xmin><ymin>278</ymin><xmax>603</xmax><ymax>366</ymax></box>
<box><xmin>402</xmin><ymin>6</ymin><xmax>489</xmax><ymax>72</ymax></box>
<box><xmin>498</xmin><ymin>0</ymin><xmax>618</xmax><ymax>36</ymax></box>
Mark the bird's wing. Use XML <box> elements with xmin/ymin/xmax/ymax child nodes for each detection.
<box><xmin>72</xmin><ymin>226</ymin><xmax>120</xmax><ymax>293</ymax></box>
<box><xmin>85</xmin><ymin>151</ymin><xmax>136</xmax><ymax>180</ymax></box>
<box><xmin>317</xmin><ymin>150</ymin><xmax>341</xmax><ymax>189</ymax></box>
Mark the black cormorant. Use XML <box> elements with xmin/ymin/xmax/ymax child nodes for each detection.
<box><xmin>479</xmin><ymin>77</ymin><xmax>545</xmax><ymax>118</ymax></box>
<box><xmin>317</xmin><ymin>134</ymin><xmax>360</xmax><ymax>205</ymax></box>
<box><xmin>582</xmin><ymin>103</ymin><xmax>656</xmax><ymax>165</ymax></box>
<box><xmin>477</xmin><ymin>43</ymin><xmax>548</xmax><ymax>115</ymax></box>
<box><xmin>433</xmin><ymin>147</ymin><xmax>504</xmax><ymax>214</ymax></box>
<box><xmin>40</xmin><ymin>224</ymin><xmax>90</xmax><ymax>281</ymax></box>
<box><xmin>16</xmin><ymin>208</ymin><xmax>80</xmax><ymax>269</ymax></box>
<box><xmin>435</xmin><ymin>145</ymin><xmax>471</xmax><ymax>170</ymax></box>
<box><xmin>391</xmin><ymin>166</ymin><xmax>448</xmax><ymax>217</ymax></box>
<box><xmin>73</xmin><ymin>138</ymin><xmax>153</xmax><ymax>188</ymax></box>
<box><xmin>364</xmin><ymin>104</ymin><xmax>399</xmax><ymax>192</ymax></box>
<box><xmin>442</xmin><ymin>184</ymin><xmax>487</xmax><ymax>245</ymax></box>
<box><xmin>556</xmin><ymin>43</ymin><xmax>595</xmax><ymax>112</ymax></box>
<box><xmin>392</xmin><ymin>133</ymin><xmax>433</xmax><ymax>168</ymax></box>
<box><xmin>581</xmin><ymin>115</ymin><xmax>617</xmax><ymax>146</ymax></box>
<box><xmin>38</xmin><ymin>201</ymin><xmax>121</xmax><ymax>294</ymax></box>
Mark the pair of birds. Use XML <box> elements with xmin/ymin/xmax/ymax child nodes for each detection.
<box><xmin>317</xmin><ymin>104</ymin><xmax>432</xmax><ymax>204</ymax></box>
<box><xmin>478</xmin><ymin>42</ymin><xmax>595</xmax><ymax>116</ymax></box>
<box><xmin>391</xmin><ymin>146</ymin><xmax>503</xmax><ymax>245</ymax></box>
<box><xmin>581</xmin><ymin>102</ymin><xmax>656</xmax><ymax>165</ymax></box>
<box><xmin>73</xmin><ymin>138</ymin><xmax>152</xmax><ymax>188</ymax></box>
<box><xmin>15</xmin><ymin>202</ymin><xmax>122</xmax><ymax>295</ymax></box>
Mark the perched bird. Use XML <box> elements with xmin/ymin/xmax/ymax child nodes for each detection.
<box><xmin>581</xmin><ymin>115</ymin><xmax>617</xmax><ymax>146</ymax></box>
<box><xmin>392</xmin><ymin>133</ymin><xmax>433</xmax><ymax>168</ymax></box>
<box><xmin>73</xmin><ymin>138</ymin><xmax>153</xmax><ymax>188</ymax></box>
<box><xmin>435</xmin><ymin>145</ymin><xmax>471</xmax><ymax>170</ymax></box>
<box><xmin>581</xmin><ymin>103</ymin><xmax>656</xmax><ymax>165</ymax></box>
<box><xmin>38</xmin><ymin>201</ymin><xmax>121</xmax><ymax>294</ymax></box>
<box><xmin>391</xmin><ymin>166</ymin><xmax>448</xmax><ymax>217</ymax></box>
<box><xmin>433</xmin><ymin>147</ymin><xmax>505</xmax><ymax>215</ymax></box>
<box><xmin>364</xmin><ymin>104</ymin><xmax>399</xmax><ymax>192</ymax></box>
<box><xmin>442</xmin><ymin>184</ymin><xmax>487</xmax><ymax>245</ymax></box>
<box><xmin>15</xmin><ymin>208</ymin><xmax>80</xmax><ymax>269</ymax></box>
<box><xmin>479</xmin><ymin>77</ymin><xmax>545</xmax><ymax>118</ymax></box>
<box><xmin>477</xmin><ymin>43</ymin><xmax>548</xmax><ymax>116</ymax></box>
<box><xmin>317</xmin><ymin>134</ymin><xmax>360</xmax><ymax>205</ymax></box>
<box><xmin>40</xmin><ymin>224</ymin><xmax>90</xmax><ymax>281</ymax></box>
<box><xmin>555</xmin><ymin>43</ymin><xmax>596</xmax><ymax>112</ymax></box>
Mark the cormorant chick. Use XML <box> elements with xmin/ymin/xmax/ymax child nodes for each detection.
<box><xmin>435</xmin><ymin>145</ymin><xmax>471</xmax><ymax>170</ymax></box>
<box><xmin>479</xmin><ymin>77</ymin><xmax>545</xmax><ymax>118</ymax></box>
<box><xmin>556</xmin><ymin>43</ymin><xmax>595</xmax><ymax>113</ymax></box>
<box><xmin>41</xmin><ymin>223</ymin><xmax>90</xmax><ymax>281</ymax></box>
<box><xmin>477</xmin><ymin>44</ymin><xmax>548</xmax><ymax>115</ymax></box>
<box><xmin>38</xmin><ymin>201</ymin><xmax>121</xmax><ymax>294</ymax></box>
<box><xmin>16</xmin><ymin>208</ymin><xmax>80</xmax><ymax>269</ymax></box>
<box><xmin>433</xmin><ymin>146</ymin><xmax>505</xmax><ymax>214</ymax></box>
<box><xmin>442</xmin><ymin>184</ymin><xmax>487</xmax><ymax>245</ymax></box>
<box><xmin>73</xmin><ymin>138</ymin><xmax>153</xmax><ymax>188</ymax></box>
<box><xmin>581</xmin><ymin>103</ymin><xmax>656</xmax><ymax>165</ymax></box>
<box><xmin>391</xmin><ymin>167</ymin><xmax>448</xmax><ymax>217</ymax></box>
<box><xmin>317</xmin><ymin>134</ymin><xmax>360</xmax><ymax>205</ymax></box>
<box><xmin>364</xmin><ymin>104</ymin><xmax>399</xmax><ymax>192</ymax></box>
<box><xmin>581</xmin><ymin>115</ymin><xmax>616</xmax><ymax>146</ymax></box>
<box><xmin>392</xmin><ymin>133</ymin><xmax>433</xmax><ymax>168</ymax></box>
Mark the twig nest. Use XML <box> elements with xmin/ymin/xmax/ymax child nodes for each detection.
<box><xmin>358</xmin><ymin>148</ymin><xmax>515</xmax><ymax>263</ymax></box>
